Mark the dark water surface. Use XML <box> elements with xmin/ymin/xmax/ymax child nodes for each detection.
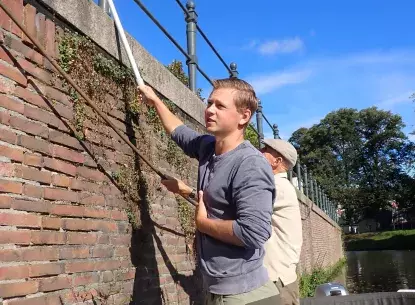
<box><xmin>346</xmin><ymin>250</ymin><xmax>415</xmax><ymax>294</ymax></box>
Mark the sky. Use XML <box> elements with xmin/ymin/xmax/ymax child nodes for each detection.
<box><xmin>95</xmin><ymin>0</ymin><xmax>415</xmax><ymax>141</ymax></box>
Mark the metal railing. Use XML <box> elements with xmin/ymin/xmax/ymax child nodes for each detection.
<box><xmin>97</xmin><ymin>0</ymin><xmax>340</xmax><ymax>223</ymax></box>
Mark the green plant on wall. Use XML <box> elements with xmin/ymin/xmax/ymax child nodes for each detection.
<box><xmin>166</xmin><ymin>60</ymin><xmax>203</xmax><ymax>100</ymax></box>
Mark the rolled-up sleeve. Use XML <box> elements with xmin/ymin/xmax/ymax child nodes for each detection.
<box><xmin>171</xmin><ymin>124</ymin><xmax>209</xmax><ymax>160</ymax></box>
<box><xmin>232</xmin><ymin>155</ymin><xmax>275</xmax><ymax>249</ymax></box>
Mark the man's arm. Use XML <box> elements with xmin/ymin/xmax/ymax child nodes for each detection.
<box><xmin>139</xmin><ymin>85</ymin><xmax>183</xmax><ymax>134</ymax></box>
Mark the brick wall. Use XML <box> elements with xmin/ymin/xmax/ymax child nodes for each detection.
<box><xmin>0</xmin><ymin>1</ymin><xmax>343</xmax><ymax>304</ymax></box>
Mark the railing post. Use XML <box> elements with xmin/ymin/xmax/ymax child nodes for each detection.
<box><xmin>229</xmin><ymin>62</ymin><xmax>239</xmax><ymax>78</ymax></box>
<box><xmin>314</xmin><ymin>180</ymin><xmax>319</xmax><ymax>206</ymax></box>
<box><xmin>304</xmin><ymin>165</ymin><xmax>309</xmax><ymax>198</ymax></box>
<box><xmin>296</xmin><ymin>161</ymin><xmax>302</xmax><ymax>192</ymax></box>
<box><xmin>256</xmin><ymin>100</ymin><xmax>264</xmax><ymax>148</ymax></box>
<box><xmin>273</xmin><ymin>124</ymin><xmax>279</xmax><ymax>139</ymax></box>
<box><xmin>99</xmin><ymin>0</ymin><xmax>110</xmax><ymax>14</ymax></box>
<box><xmin>319</xmin><ymin>186</ymin><xmax>323</xmax><ymax>209</ymax></box>
<box><xmin>185</xmin><ymin>1</ymin><xmax>198</xmax><ymax>92</ymax></box>
<box><xmin>288</xmin><ymin>170</ymin><xmax>293</xmax><ymax>183</ymax></box>
<box><xmin>309</xmin><ymin>173</ymin><xmax>315</xmax><ymax>203</ymax></box>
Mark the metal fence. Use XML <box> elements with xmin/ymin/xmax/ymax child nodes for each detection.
<box><xmin>97</xmin><ymin>0</ymin><xmax>340</xmax><ymax>223</ymax></box>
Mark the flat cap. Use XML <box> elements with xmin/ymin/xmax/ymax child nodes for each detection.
<box><xmin>263</xmin><ymin>138</ymin><xmax>298</xmax><ymax>169</ymax></box>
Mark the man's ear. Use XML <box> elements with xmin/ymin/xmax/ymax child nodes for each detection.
<box><xmin>239</xmin><ymin>108</ymin><xmax>252</xmax><ymax>126</ymax></box>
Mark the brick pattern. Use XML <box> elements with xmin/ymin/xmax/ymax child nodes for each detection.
<box><xmin>0</xmin><ymin>2</ymin><xmax>201</xmax><ymax>304</ymax></box>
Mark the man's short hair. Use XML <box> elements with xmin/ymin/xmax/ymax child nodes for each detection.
<box><xmin>212</xmin><ymin>78</ymin><xmax>258</xmax><ymax>118</ymax></box>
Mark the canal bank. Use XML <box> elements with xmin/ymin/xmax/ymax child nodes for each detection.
<box><xmin>344</xmin><ymin>229</ymin><xmax>415</xmax><ymax>251</ymax></box>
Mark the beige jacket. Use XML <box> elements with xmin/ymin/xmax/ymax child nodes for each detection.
<box><xmin>264</xmin><ymin>172</ymin><xmax>303</xmax><ymax>285</ymax></box>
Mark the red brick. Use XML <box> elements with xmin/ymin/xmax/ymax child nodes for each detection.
<box><xmin>72</xmin><ymin>272</ymin><xmax>99</xmax><ymax>286</ymax></box>
<box><xmin>110</xmin><ymin>235</ymin><xmax>130</xmax><ymax>246</ymax></box>
<box><xmin>101</xmin><ymin>270</ymin><xmax>114</xmax><ymax>282</ymax></box>
<box><xmin>77</xmin><ymin>166</ymin><xmax>106</xmax><ymax>182</ymax></box>
<box><xmin>15</xmin><ymin>165</ymin><xmax>51</xmax><ymax>184</ymax></box>
<box><xmin>29</xmin><ymin>79</ymin><xmax>71</xmax><ymax>107</ymax></box>
<box><xmin>9</xmin><ymin>115</ymin><xmax>48</xmax><ymax>138</ymax></box>
<box><xmin>39</xmin><ymin>275</ymin><xmax>71</xmax><ymax>292</ymax></box>
<box><xmin>12</xmin><ymin>199</ymin><xmax>48</xmax><ymax>213</ymax></box>
<box><xmin>4</xmin><ymin>35</ymin><xmax>41</xmax><ymax>68</ymax></box>
<box><xmin>59</xmin><ymin>246</ymin><xmax>89</xmax><ymax>260</ymax></box>
<box><xmin>66</xmin><ymin>261</ymin><xmax>96</xmax><ymax>274</ymax></box>
<box><xmin>70</xmin><ymin>178</ymin><xmax>101</xmax><ymax>193</ymax></box>
<box><xmin>92</xmin><ymin>246</ymin><xmax>114</xmax><ymax>258</ymax></box>
<box><xmin>62</xmin><ymin>218</ymin><xmax>92</xmax><ymax>231</ymax></box>
<box><xmin>95</xmin><ymin>260</ymin><xmax>121</xmax><ymax>271</ymax></box>
<box><xmin>35</xmin><ymin>13</ymin><xmax>46</xmax><ymax>46</ymax></box>
<box><xmin>0</xmin><ymin>230</ymin><xmax>31</xmax><ymax>244</ymax></box>
<box><xmin>23</xmin><ymin>4</ymin><xmax>36</xmax><ymax>44</ymax></box>
<box><xmin>79</xmin><ymin>193</ymin><xmax>105</xmax><ymax>206</ymax></box>
<box><xmin>23</xmin><ymin>103</ymin><xmax>68</xmax><ymax>132</ymax></box>
<box><xmin>22</xmin><ymin>184</ymin><xmax>44</xmax><ymax>198</ymax></box>
<box><xmin>67</xmin><ymin>232</ymin><xmax>98</xmax><ymax>245</ymax></box>
<box><xmin>0</xmin><ymin>265</ymin><xmax>29</xmax><ymax>280</ymax></box>
<box><xmin>45</xmin><ymin>19</ymin><xmax>55</xmax><ymax>57</ymax></box>
<box><xmin>42</xmin><ymin>216</ymin><xmax>62</xmax><ymax>230</ymax></box>
<box><xmin>84</xmin><ymin>207</ymin><xmax>110</xmax><ymax>219</ymax></box>
<box><xmin>51</xmin><ymin>174</ymin><xmax>71</xmax><ymax>187</ymax></box>
<box><xmin>0</xmin><ymin>195</ymin><xmax>12</xmax><ymax>208</ymax></box>
<box><xmin>0</xmin><ymin>281</ymin><xmax>38</xmax><ymax>298</ymax></box>
<box><xmin>111</xmin><ymin>210</ymin><xmax>129</xmax><ymax>221</ymax></box>
<box><xmin>19</xmin><ymin>134</ymin><xmax>53</xmax><ymax>155</ymax></box>
<box><xmin>30</xmin><ymin>263</ymin><xmax>63</xmax><ymax>277</ymax></box>
<box><xmin>3</xmin><ymin>294</ymin><xmax>61</xmax><ymax>305</ymax></box>
<box><xmin>44</xmin><ymin>188</ymin><xmax>78</xmax><ymax>202</ymax></box>
<box><xmin>0</xmin><ymin>95</ymin><xmax>24</xmax><ymax>113</ymax></box>
<box><xmin>0</xmin><ymin>162</ymin><xmax>15</xmax><ymax>177</ymax></box>
<box><xmin>97</xmin><ymin>234</ymin><xmax>110</xmax><ymax>244</ymax></box>
<box><xmin>0</xmin><ymin>61</ymin><xmax>27</xmax><ymax>87</ymax></box>
<box><xmin>31</xmin><ymin>231</ymin><xmax>66</xmax><ymax>245</ymax></box>
<box><xmin>0</xmin><ymin>46</ymin><xmax>14</xmax><ymax>65</ymax></box>
<box><xmin>17</xmin><ymin>57</ymin><xmax>52</xmax><ymax>85</ymax></box>
<box><xmin>44</xmin><ymin>157</ymin><xmax>76</xmax><ymax>176</ymax></box>
<box><xmin>0</xmin><ymin>127</ymin><xmax>18</xmax><ymax>144</ymax></box>
<box><xmin>20</xmin><ymin>247</ymin><xmax>59</xmax><ymax>261</ymax></box>
<box><xmin>114</xmin><ymin>247</ymin><xmax>130</xmax><ymax>257</ymax></box>
<box><xmin>9</xmin><ymin>0</ymin><xmax>24</xmax><ymax>38</ymax></box>
<box><xmin>0</xmin><ymin>212</ymin><xmax>41</xmax><ymax>227</ymax></box>
<box><xmin>0</xmin><ymin>145</ymin><xmax>24</xmax><ymax>162</ymax></box>
<box><xmin>0</xmin><ymin>110</ymin><xmax>10</xmax><ymax>124</ymax></box>
<box><xmin>116</xmin><ymin>269</ymin><xmax>136</xmax><ymax>281</ymax></box>
<box><xmin>53</xmin><ymin>145</ymin><xmax>84</xmax><ymax>163</ymax></box>
<box><xmin>23</xmin><ymin>152</ymin><xmax>43</xmax><ymax>167</ymax></box>
<box><xmin>14</xmin><ymin>86</ymin><xmax>47</xmax><ymax>109</ymax></box>
<box><xmin>0</xmin><ymin>179</ymin><xmax>22</xmax><ymax>194</ymax></box>
<box><xmin>49</xmin><ymin>204</ymin><xmax>84</xmax><ymax>217</ymax></box>
<box><xmin>0</xmin><ymin>2</ymin><xmax>11</xmax><ymax>32</ymax></box>
<box><xmin>0</xmin><ymin>248</ymin><xmax>20</xmax><ymax>261</ymax></box>
<box><xmin>49</xmin><ymin>130</ymin><xmax>82</xmax><ymax>150</ymax></box>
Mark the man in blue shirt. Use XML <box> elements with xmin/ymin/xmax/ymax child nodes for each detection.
<box><xmin>139</xmin><ymin>79</ymin><xmax>279</xmax><ymax>305</ymax></box>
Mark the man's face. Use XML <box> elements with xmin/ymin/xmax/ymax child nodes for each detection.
<box><xmin>260</xmin><ymin>146</ymin><xmax>283</xmax><ymax>170</ymax></box>
<box><xmin>205</xmin><ymin>88</ymin><xmax>250</xmax><ymax>136</ymax></box>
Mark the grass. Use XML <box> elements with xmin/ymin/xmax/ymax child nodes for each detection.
<box><xmin>299</xmin><ymin>258</ymin><xmax>346</xmax><ymax>298</ymax></box>
<box><xmin>344</xmin><ymin>229</ymin><xmax>415</xmax><ymax>251</ymax></box>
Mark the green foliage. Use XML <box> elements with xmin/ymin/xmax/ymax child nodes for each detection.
<box><xmin>166</xmin><ymin>60</ymin><xmax>203</xmax><ymax>99</ymax></box>
<box><xmin>177</xmin><ymin>196</ymin><xmax>196</xmax><ymax>253</ymax></box>
<box><xmin>289</xmin><ymin>107</ymin><xmax>415</xmax><ymax>223</ymax></box>
<box><xmin>245</xmin><ymin>123</ymin><xmax>260</xmax><ymax>148</ymax></box>
<box><xmin>299</xmin><ymin>258</ymin><xmax>346</xmax><ymax>298</ymax></box>
<box><xmin>58</xmin><ymin>32</ymin><xmax>84</xmax><ymax>73</ymax></box>
<box><xmin>93</xmin><ymin>53</ymin><xmax>134</xmax><ymax>84</ymax></box>
<box><xmin>344</xmin><ymin>229</ymin><xmax>415</xmax><ymax>251</ymax></box>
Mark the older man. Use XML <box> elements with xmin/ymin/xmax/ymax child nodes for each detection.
<box><xmin>260</xmin><ymin>139</ymin><xmax>303</xmax><ymax>305</ymax></box>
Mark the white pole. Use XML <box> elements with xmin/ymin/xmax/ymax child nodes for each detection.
<box><xmin>106</xmin><ymin>0</ymin><xmax>144</xmax><ymax>87</ymax></box>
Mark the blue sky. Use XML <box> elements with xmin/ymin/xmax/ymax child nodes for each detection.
<box><xmin>96</xmin><ymin>0</ymin><xmax>414</xmax><ymax>140</ymax></box>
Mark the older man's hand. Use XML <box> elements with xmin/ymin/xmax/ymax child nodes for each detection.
<box><xmin>161</xmin><ymin>175</ymin><xmax>193</xmax><ymax>198</ymax></box>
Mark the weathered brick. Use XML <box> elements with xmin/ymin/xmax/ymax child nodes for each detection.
<box><xmin>0</xmin><ymin>110</ymin><xmax>10</xmax><ymax>124</ymax></box>
<box><xmin>114</xmin><ymin>246</ymin><xmax>130</xmax><ymax>257</ymax></box>
<box><xmin>59</xmin><ymin>246</ymin><xmax>89</xmax><ymax>260</ymax></box>
<box><xmin>0</xmin><ymin>144</ymin><xmax>24</xmax><ymax>162</ymax></box>
<box><xmin>49</xmin><ymin>204</ymin><xmax>84</xmax><ymax>217</ymax></box>
<box><xmin>44</xmin><ymin>187</ymin><xmax>78</xmax><ymax>202</ymax></box>
<box><xmin>9</xmin><ymin>0</ymin><xmax>24</xmax><ymax>38</ymax></box>
<box><xmin>79</xmin><ymin>193</ymin><xmax>105</xmax><ymax>206</ymax></box>
<box><xmin>23</xmin><ymin>152</ymin><xmax>43</xmax><ymax>167</ymax></box>
<box><xmin>0</xmin><ymin>230</ymin><xmax>31</xmax><ymax>245</ymax></box>
<box><xmin>67</xmin><ymin>232</ymin><xmax>98</xmax><ymax>245</ymax></box>
<box><xmin>24</xmin><ymin>104</ymin><xmax>68</xmax><ymax>132</ymax></box>
<box><xmin>44</xmin><ymin>157</ymin><xmax>76</xmax><ymax>176</ymax></box>
<box><xmin>30</xmin><ymin>263</ymin><xmax>63</xmax><ymax>277</ymax></box>
<box><xmin>45</xmin><ymin>19</ymin><xmax>55</xmax><ymax>57</ymax></box>
<box><xmin>111</xmin><ymin>209</ymin><xmax>129</xmax><ymax>221</ymax></box>
<box><xmin>23</xmin><ymin>4</ymin><xmax>37</xmax><ymax>44</ymax></box>
<box><xmin>19</xmin><ymin>134</ymin><xmax>53</xmax><ymax>155</ymax></box>
<box><xmin>95</xmin><ymin>260</ymin><xmax>121</xmax><ymax>271</ymax></box>
<box><xmin>97</xmin><ymin>234</ymin><xmax>110</xmax><ymax>244</ymax></box>
<box><xmin>0</xmin><ymin>281</ymin><xmax>38</xmax><ymax>298</ymax></box>
<box><xmin>19</xmin><ymin>247</ymin><xmax>59</xmax><ymax>261</ymax></box>
<box><xmin>0</xmin><ymin>46</ymin><xmax>14</xmax><ymax>65</ymax></box>
<box><xmin>0</xmin><ymin>212</ymin><xmax>41</xmax><ymax>227</ymax></box>
<box><xmin>49</xmin><ymin>130</ymin><xmax>82</xmax><ymax>150</ymax></box>
<box><xmin>0</xmin><ymin>195</ymin><xmax>12</xmax><ymax>208</ymax></box>
<box><xmin>77</xmin><ymin>166</ymin><xmax>106</xmax><ymax>182</ymax></box>
<box><xmin>0</xmin><ymin>95</ymin><xmax>24</xmax><ymax>113</ymax></box>
<box><xmin>92</xmin><ymin>246</ymin><xmax>114</xmax><ymax>258</ymax></box>
<box><xmin>23</xmin><ymin>184</ymin><xmax>43</xmax><ymax>198</ymax></box>
<box><xmin>15</xmin><ymin>165</ymin><xmax>51</xmax><ymax>184</ymax></box>
<box><xmin>53</xmin><ymin>145</ymin><xmax>84</xmax><ymax>164</ymax></box>
<box><xmin>84</xmin><ymin>207</ymin><xmax>110</xmax><ymax>219</ymax></box>
<box><xmin>72</xmin><ymin>272</ymin><xmax>99</xmax><ymax>286</ymax></box>
<box><xmin>17</xmin><ymin>57</ymin><xmax>52</xmax><ymax>85</ymax></box>
<box><xmin>11</xmin><ymin>198</ymin><xmax>47</xmax><ymax>213</ymax></box>
<box><xmin>39</xmin><ymin>275</ymin><xmax>71</xmax><ymax>292</ymax></box>
<box><xmin>9</xmin><ymin>115</ymin><xmax>49</xmax><ymax>138</ymax></box>
<box><xmin>14</xmin><ymin>86</ymin><xmax>47</xmax><ymax>109</ymax></box>
<box><xmin>65</xmin><ymin>261</ymin><xmax>96</xmax><ymax>273</ymax></box>
<box><xmin>110</xmin><ymin>234</ymin><xmax>131</xmax><ymax>246</ymax></box>
<box><xmin>70</xmin><ymin>178</ymin><xmax>101</xmax><ymax>193</ymax></box>
<box><xmin>51</xmin><ymin>174</ymin><xmax>71</xmax><ymax>187</ymax></box>
<box><xmin>0</xmin><ymin>265</ymin><xmax>29</xmax><ymax>280</ymax></box>
<box><xmin>31</xmin><ymin>231</ymin><xmax>66</xmax><ymax>245</ymax></box>
<box><xmin>35</xmin><ymin>12</ymin><xmax>46</xmax><ymax>47</ymax></box>
<box><xmin>0</xmin><ymin>179</ymin><xmax>22</xmax><ymax>194</ymax></box>
<box><xmin>102</xmin><ymin>270</ymin><xmax>114</xmax><ymax>282</ymax></box>
<box><xmin>0</xmin><ymin>126</ymin><xmax>18</xmax><ymax>144</ymax></box>
<box><xmin>3</xmin><ymin>293</ymin><xmax>61</xmax><ymax>305</ymax></box>
<box><xmin>0</xmin><ymin>61</ymin><xmax>27</xmax><ymax>87</ymax></box>
<box><xmin>28</xmin><ymin>78</ymin><xmax>71</xmax><ymax>107</ymax></box>
<box><xmin>0</xmin><ymin>162</ymin><xmax>15</xmax><ymax>176</ymax></box>
<box><xmin>42</xmin><ymin>216</ymin><xmax>62</xmax><ymax>230</ymax></box>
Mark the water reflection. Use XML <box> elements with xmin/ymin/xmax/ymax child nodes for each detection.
<box><xmin>346</xmin><ymin>250</ymin><xmax>415</xmax><ymax>294</ymax></box>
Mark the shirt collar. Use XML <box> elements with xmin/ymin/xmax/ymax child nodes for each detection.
<box><xmin>275</xmin><ymin>172</ymin><xmax>288</xmax><ymax>179</ymax></box>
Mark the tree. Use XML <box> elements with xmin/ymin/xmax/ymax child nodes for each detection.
<box><xmin>166</xmin><ymin>60</ymin><xmax>203</xmax><ymax>100</ymax></box>
<box><xmin>289</xmin><ymin>107</ymin><xmax>415</xmax><ymax>223</ymax></box>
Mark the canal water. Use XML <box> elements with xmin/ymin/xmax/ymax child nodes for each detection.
<box><xmin>345</xmin><ymin>250</ymin><xmax>415</xmax><ymax>294</ymax></box>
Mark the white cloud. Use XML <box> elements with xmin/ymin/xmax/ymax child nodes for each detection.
<box><xmin>408</xmin><ymin>134</ymin><xmax>415</xmax><ymax>142</ymax></box>
<box><xmin>377</xmin><ymin>91</ymin><xmax>413</xmax><ymax>109</ymax></box>
<box><xmin>257</xmin><ymin>37</ymin><xmax>304</xmax><ymax>55</ymax></box>
<box><xmin>247</xmin><ymin>69</ymin><xmax>311</xmax><ymax>95</ymax></box>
